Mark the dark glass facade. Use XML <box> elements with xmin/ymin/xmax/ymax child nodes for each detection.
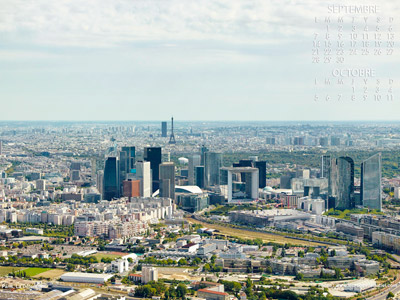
<box><xmin>144</xmin><ymin>147</ymin><xmax>162</xmax><ymax>193</ymax></box>
<box><xmin>195</xmin><ymin>166</ymin><xmax>205</xmax><ymax>188</ymax></box>
<box><xmin>103</xmin><ymin>156</ymin><xmax>119</xmax><ymax>200</ymax></box>
<box><xmin>255</xmin><ymin>161</ymin><xmax>267</xmax><ymax>188</ymax></box>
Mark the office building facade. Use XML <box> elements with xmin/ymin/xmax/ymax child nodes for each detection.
<box><xmin>103</xmin><ymin>157</ymin><xmax>119</xmax><ymax>200</ymax></box>
<box><xmin>159</xmin><ymin>162</ymin><xmax>175</xmax><ymax>200</ymax></box>
<box><xmin>188</xmin><ymin>154</ymin><xmax>201</xmax><ymax>185</ymax></box>
<box><xmin>204</xmin><ymin>152</ymin><xmax>223</xmax><ymax>188</ymax></box>
<box><xmin>255</xmin><ymin>161</ymin><xmax>267</xmax><ymax>188</ymax></box>
<box><xmin>328</xmin><ymin>157</ymin><xmax>354</xmax><ymax>210</ymax></box>
<box><xmin>144</xmin><ymin>147</ymin><xmax>162</xmax><ymax>193</ymax></box>
<box><xmin>195</xmin><ymin>166</ymin><xmax>205</xmax><ymax>189</ymax></box>
<box><xmin>361</xmin><ymin>153</ymin><xmax>382</xmax><ymax>211</ymax></box>
<box><xmin>123</xmin><ymin>180</ymin><xmax>141</xmax><ymax>198</ymax></box>
<box><xmin>321</xmin><ymin>155</ymin><xmax>331</xmax><ymax>178</ymax></box>
<box><xmin>135</xmin><ymin>161</ymin><xmax>152</xmax><ymax>197</ymax></box>
<box><xmin>161</xmin><ymin>122</ymin><xmax>167</xmax><ymax>137</ymax></box>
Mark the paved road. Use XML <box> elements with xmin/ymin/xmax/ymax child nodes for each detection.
<box><xmin>368</xmin><ymin>282</ymin><xmax>400</xmax><ymax>300</ymax></box>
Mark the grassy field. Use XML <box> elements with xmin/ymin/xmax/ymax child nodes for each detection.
<box><xmin>93</xmin><ymin>253</ymin><xmax>122</xmax><ymax>261</ymax></box>
<box><xmin>0</xmin><ymin>266</ymin><xmax>25</xmax><ymax>276</ymax></box>
<box><xmin>186</xmin><ymin>218</ymin><xmax>329</xmax><ymax>247</ymax></box>
<box><xmin>0</xmin><ymin>266</ymin><xmax>53</xmax><ymax>277</ymax></box>
<box><xmin>23</xmin><ymin>268</ymin><xmax>52</xmax><ymax>277</ymax></box>
<box><xmin>32</xmin><ymin>268</ymin><xmax>65</xmax><ymax>279</ymax></box>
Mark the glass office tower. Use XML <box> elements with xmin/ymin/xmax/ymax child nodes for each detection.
<box><xmin>329</xmin><ymin>156</ymin><xmax>354</xmax><ymax>210</ymax></box>
<box><xmin>361</xmin><ymin>153</ymin><xmax>382</xmax><ymax>211</ymax></box>
<box><xmin>121</xmin><ymin>146</ymin><xmax>136</xmax><ymax>171</ymax></box>
<box><xmin>204</xmin><ymin>152</ymin><xmax>223</xmax><ymax>188</ymax></box>
<box><xmin>321</xmin><ymin>155</ymin><xmax>331</xmax><ymax>178</ymax></box>
<box><xmin>159</xmin><ymin>162</ymin><xmax>175</xmax><ymax>200</ymax></box>
<box><xmin>103</xmin><ymin>156</ymin><xmax>119</xmax><ymax>200</ymax></box>
<box><xmin>188</xmin><ymin>154</ymin><xmax>201</xmax><ymax>185</ymax></box>
<box><xmin>161</xmin><ymin>122</ymin><xmax>167</xmax><ymax>137</ymax></box>
<box><xmin>255</xmin><ymin>161</ymin><xmax>267</xmax><ymax>188</ymax></box>
<box><xmin>195</xmin><ymin>166</ymin><xmax>205</xmax><ymax>188</ymax></box>
<box><xmin>144</xmin><ymin>147</ymin><xmax>162</xmax><ymax>193</ymax></box>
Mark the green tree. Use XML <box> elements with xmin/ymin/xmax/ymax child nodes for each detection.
<box><xmin>203</xmin><ymin>263</ymin><xmax>211</xmax><ymax>272</ymax></box>
<box><xmin>178</xmin><ymin>258</ymin><xmax>188</xmax><ymax>266</ymax></box>
<box><xmin>334</xmin><ymin>268</ymin><xmax>343</xmax><ymax>279</ymax></box>
<box><xmin>176</xmin><ymin>283</ymin><xmax>187</xmax><ymax>299</ymax></box>
<box><xmin>66</xmin><ymin>263</ymin><xmax>75</xmax><ymax>271</ymax></box>
<box><xmin>191</xmin><ymin>257</ymin><xmax>202</xmax><ymax>266</ymax></box>
<box><xmin>295</xmin><ymin>273</ymin><xmax>304</xmax><ymax>280</ymax></box>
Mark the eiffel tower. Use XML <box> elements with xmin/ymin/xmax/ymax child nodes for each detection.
<box><xmin>169</xmin><ymin>116</ymin><xmax>176</xmax><ymax>144</ymax></box>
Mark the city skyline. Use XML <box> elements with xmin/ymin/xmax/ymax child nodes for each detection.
<box><xmin>1</xmin><ymin>0</ymin><xmax>400</xmax><ymax>298</ymax></box>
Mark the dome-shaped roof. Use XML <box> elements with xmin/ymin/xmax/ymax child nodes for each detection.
<box><xmin>178</xmin><ymin>157</ymin><xmax>189</xmax><ymax>164</ymax></box>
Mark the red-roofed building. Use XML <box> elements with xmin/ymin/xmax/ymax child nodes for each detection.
<box><xmin>191</xmin><ymin>281</ymin><xmax>224</xmax><ymax>292</ymax></box>
<box><xmin>198</xmin><ymin>289</ymin><xmax>229</xmax><ymax>300</ymax></box>
<box><xmin>128</xmin><ymin>273</ymin><xmax>142</xmax><ymax>282</ymax></box>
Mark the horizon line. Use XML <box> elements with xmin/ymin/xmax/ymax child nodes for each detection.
<box><xmin>1</xmin><ymin>120</ymin><xmax>400</xmax><ymax>123</ymax></box>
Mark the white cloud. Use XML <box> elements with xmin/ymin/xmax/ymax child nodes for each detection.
<box><xmin>2</xmin><ymin>0</ymin><xmax>397</xmax><ymax>48</ymax></box>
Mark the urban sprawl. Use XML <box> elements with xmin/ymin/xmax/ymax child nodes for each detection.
<box><xmin>0</xmin><ymin>121</ymin><xmax>399</xmax><ymax>300</ymax></box>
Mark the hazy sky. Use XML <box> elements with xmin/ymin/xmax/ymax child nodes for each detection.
<box><xmin>1</xmin><ymin>0</ymin><xmax>399</xmax><ymax>121</ymax></box>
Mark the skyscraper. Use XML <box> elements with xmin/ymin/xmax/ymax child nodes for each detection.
<box><xmin>136</xmin><ymin>161</ymin><xmax>151</xmax><ymax>197</ymax></box>
<box><xmin>161</xmin><ymin>122</ymin><xmax>167</xmax><ymax>137</ymax></box>
<box><xmin>328</xmin><ymin>156</ymin><xmax>354</xmax><ymax>210</ymax></box>
<box><xmin>121</xmin><ymin>146</ymin><xmax>136</xmax><ymax>171</ymax></box>
<box><xmin>119</xmin><ymin>150</ymin><xmax>128</xmax><ymax>193</ymax></box>
<box><xmin>266</xmin><ymin>137</ymin><xmax>276</xmax><ymax>145</ymax></box>
<box><xmin>91</xmin><ymin>158</ymin><xmax>97</xmax><ymax>184</ymax></box>
<box><xmin>144</xmin><ymin>147</ymin><xmax>162</xmax><ymax>193</ymax></box>
<box><xmin>97</xmin><ymin>171</ymin><xmax>103</xmax><ymax>197</ymax></box>
<box><xmin>103</xmin><ymin>156</ymin><xmax>119</xmax><ymax>200</ymax></box>
<box><xmin>255</xmin><ymin>161</ymin><xmax>267</xmax><ymax>188</ymax></box>
<box><xmin>319</xmin><ymin>137</ymin><xmax>329</xmax><ymax>147</ymax></box>
<box><xmin>321</xmin><ymin>155</ymin><xmax>331</xmax><ymax>178</ymax></box>
<box><xmin>195</xmin><ymin>166</ymin><xmax>205</xmax><ymax>189</ymax></box>
<box><xmin>200</xmin><ymin>145</ymin><xmax>208</xmax><ymax>165</ymax></box>
<box><xmin>159</xmin><ymin>162</ymin><xmax>175</xmax><ymax>200</ymax></box>
<box><xmin>204</xmin><ymin>152</ymin><xmax>223</xmax><ymax>188</ymax></box>
<box><xmin>119</xmin><ymin>146</ymin><xmax>136</xmax><ymax>195</ymax></box>
<box><xmin>361</xmin><ymin>153</ymin><xmax>382</xmax><ymax>211</ymax></box>
<box><xmin>293</xmin><ymin>137</ymin><xmax>305</xmax><ymax>146</ymax></box>
<box><xmin>188</xmin><ymin>154</ymin><xmax>201</xmax><ymax>185</ymax></box>
<box><xmin>331</xmin><ymin>136</ymin><xmax>341</xmax><ymax>146</ymax></box>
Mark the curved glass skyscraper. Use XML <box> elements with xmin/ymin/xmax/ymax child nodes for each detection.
<box><xmin>328</xmin><ymin>156</ymin><xmax>354</xmax><ymax>210</ymax></box>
